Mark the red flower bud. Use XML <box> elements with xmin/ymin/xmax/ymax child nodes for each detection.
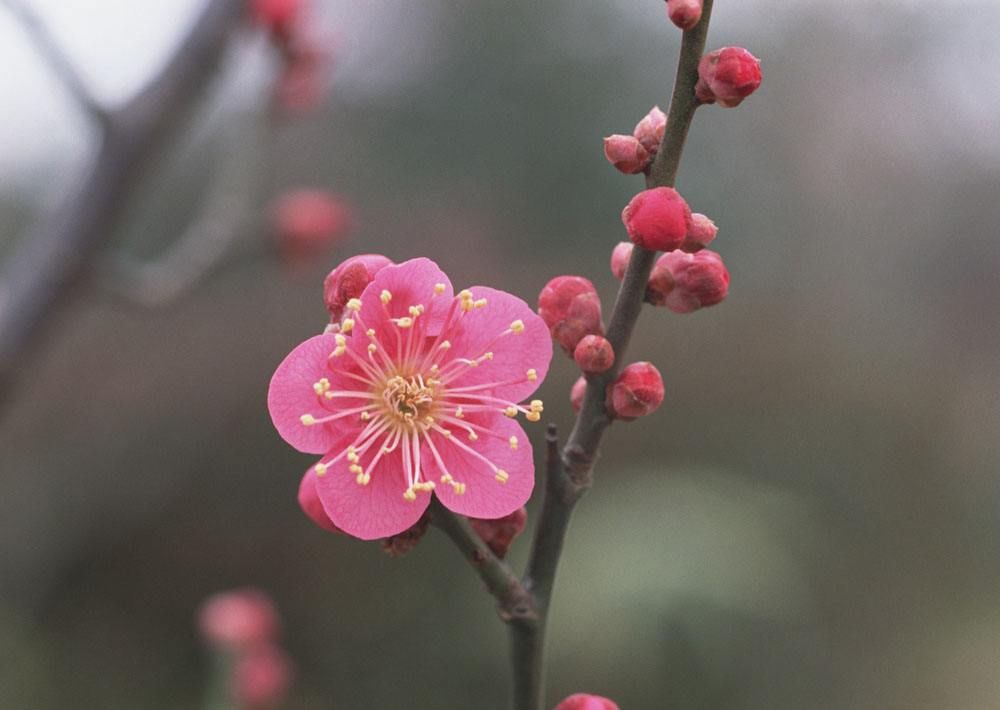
<box><xmin>469</xmin><ymin>507</ymin><xmax>528</xmax><ymax>559</ymax></box>
<box><xmin>696</xmin><ymin>47</ymin><xmax>762</xmax><ymax>108</ymax></box>
<box><xmin>632</xmin><ymin>105</ymin><xmax>667</xmax><ymax>155</ymax></box>
<box><xmin>622</xmin><ymin>187</ymin><xmax>693</xmax><ymax>252</ymax></box>
<box><xmin>380</xmin><ymin>515</ymin><xmax>430</xmax><ymax>557</ymax></box>
<box><xmin>680</xmin><ymin>212</ymin><xmax>718</xmax><ymax>253</ymax></box>
<box><xmin>538</xmin><ymin>276</ymin><xmax>604</xmax><ymax>354</ymax></box>
<box><xmin>323</xmin><ymin>254</ymin><xmax>394</xmax><ymax>323</ymax></box>
<box><xmin>666</xmin><ymin>0</ymin><xmax>703</xmax><ymax>30</ymax></box>
<box><xmin>298</xmin><ymin>471</ymin><xmax>344</xmax><ymax>534</ymax></box>
<box><xmin>649</xmin><ymin>249</ymin><xmax>730</xmax><ymax>313</ymax></box>
<box><xmin>273</xmin><ymin>189</ymin><xmax>351</xmax><ymax>256</ymax></box>
<box><xmin>606</xmin><ymin>361</ymin><xmax>664</xmax><ymax>420</ymax></box>
<box><xmin>570</xmin><ymin>376</ymin><xmax>587</xmax><ymax>413</ymax></box>
<box><xmin>231</xmin><ymin>643</ymin><xmax>294</xmax><ymax>708</ymax></box>
<box><xmin>603</xmin><ymin>134</ymin><xmax>651</xmax><ymax>174</ymax></box>
<box><xmin>197</xmin><ymin>589</ymin><xmax>280</xmax><ymax>650</ymax></box>
<box><xmin>610</xmin><ymin>241</ymin><xmax>633</xmax><ymax>280</ymax></box>
<box><xmin>554</xmin><ymin>693</ymin><xmax>620</xmax><ymax>710</ymax></box>
<box><xmin>573</xmin><ymin>335</ymin><xmax>615</xmax><ymax>375</ymax></box>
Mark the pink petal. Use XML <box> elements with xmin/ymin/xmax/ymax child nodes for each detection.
<box><xmin>355</xmin><ymin>257</ymin><xmax>454</xmax><ymax>339</ymax></box>
<box><xmin>314</xmin><ymin>437</ymin><xmax>431</xmax><ymax>540</ymax></box>
<box><xmin>444</xmin><ymin>286</ymin><xmax>552</xmax><ymax>403</ymax></box>
<box><xmin>427</xmin><ymin>413</ymin><xmax>535</xmax><ymax>519</ymax></box>
<box><xmin>268</xmin><ymin>334</ymin><xmax>366</xmax><ymax>454</ymax></box>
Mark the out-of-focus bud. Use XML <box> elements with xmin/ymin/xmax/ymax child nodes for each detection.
<box><xmin>198</xmin><ymin>589</ymin><xmax>280</xmax><ymax>651</ymax></box>
<box><xmin>603</xmin><ymin>134</ymin><xmax>651</xmax><ymax>175</ymax></box>
<box><xmin>570</xmin><ymin>376</ymin><xmax>587</xmax><ymax>413</ymax></box>
<box><xmin>275</xmin><ymin>36</ymin><xmax>332</xmax><ymax>114</ymax></box>
<box><xmin>610</xmin><ymin>241</ymin><xmax>633</xmax><ymax>281</ymax></box>
<box><xmin>573</xmin><ymin>335</ymin><xmax>615</xmax><ymax>375</ymax></box>
<box><xmin>606</xmin><ymin>361</ymin><xmax>664</xmax><ymax>420</ymax></box>
<box><xmin>553</xmin><ymin>693</ymin><xmax>621</xmax><ymax>710</ymax></box>
<box><xmin>273</xmin><ymin>189</ymin><xmax>351</xmax><ymax>256</ymax></box>
<box><xmin>323</xmin><ymin>254</ymin><xmax>394</xmax><ymax>323</ymax></box>
<box><xmin>650</xmin><ymin>249</ymin><xmax>730</xmax><ymax>313</ymax></box>
<box><xmin>298</xmin><ymin>470</ymin><xmax>344</xmax><ymax>534</ymax></box>
<box><xmin>469</xmin><ymin>508</ymin><xmax>528</xmax><ymax>559</ymax></box>
<box><xmin>231</xmin><ymin>643</ymin><xmax>294</xmax><ymax>709</ymax></box>
<box><xmin>251</xmin><ymin>0</ymin><xmax>301</xmax><ymax>38</ymax></box>
<box><xmin>696</xmin><ymin>47</ymin><xmax>762</xmax><ymax>108</ymax></box>
<box><xmin>622</xmin><ymin>187</ymin><xmax>692</xmax><ymax>252</ymax></box>
<box><xmin>380</xmin><ymin>515</ymin><xmax>430</xmax><ymax>557</ymax></box>
<box><xmin>666</xmin><ymin>0</ymin><xmax>703</xmax><ymax>30</ymax></box>
<box><xmin>632</xmin><ymin>105</ymin><xmax>667</xmax><ymax>155</ymax></box>
<box><xmin>680</xmin><ymin>212</ymin><xmax>718</xmax><ymax>253</ymax></box>
<box><xmin>538</xmin><ymin>276</ymin><xmax>604</xmax><ymax>355</ymax></box>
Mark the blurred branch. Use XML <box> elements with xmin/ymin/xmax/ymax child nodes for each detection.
<box><xmin>1</xmin><ymin>0</ymin><xmax>109</xmax><ymax>127</ymax></box>
<box><xmin>0</xmin><ymin>0</ymin><xmax>247</xmax><ymax>409</ymax></box>
<box><xmin>511</xmin><ymin>4</ymin><xmax>717</xmax><ymax>709</ymax></box>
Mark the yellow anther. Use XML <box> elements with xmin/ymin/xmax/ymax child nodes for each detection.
<box><xmin>526</xmin><ymin>411</ymin><xmax>541</xmax><ymax>422</ymax></box>
<box><xmin>395</xmin><ymin>317</ymin><xmax>414</xmax><ymax>329</ymax></box>
<box><xmin>458</xmin><ymin>289</ymin><xmax>473</xmax><ymax>300</ymax></box>
<box><xmin>380</xmin><ymin>289</ymin><xmax>392</xmax><ymax>304</ymax></box>
<box><xmin>441</xmin><ymin>429</ymin><xmax>453</xmax><ymax>437</ymax></box>
<box><xmin>439</xmin><ymin>340</ymin><xmax>451</xmax><ymax>350</ymax></box>
<box><xmin>495</xmin><ymin>470</ymin><xmax>509</xmax><ymax>484</ymax></box>
<box><xmin>416</xmin><ymin>481</ymin><xmax>436</xmax><ymax>492</ymax></box>
<box><xmin>347</xmin><ymin>452</ymin><xmax>360</xmax><ymax>463</ymax></box>
<box><xmin>454</xmin><ymin>407</ymin><xmax>464</xmax><ymax>419</ymax></box>
<box><xmin>366</xmin><ymin>328</ymin><xmax>376</xmax><ymax>337</ymax></box>
<box><xmin>368</xmin><ymin>343</ymin><xmax>378</xmax><ymax>354</ymax></box>
<box><xmin>441</xmin><ymin>473</ymin><xmax>454</xmax><ymax>484</ymax></box>
<box><xmin>409</xmin><ymin>305</ymin><xmax>424</xmax><ymax>317</ymax></box>
<box><xmin>526</xmin><ymin>368</ymin><xmax>538</xmax><ymax>381</ymax></box>
<box><xmin>347</xmin><ymin>298</ymin><xmax>362</xmax><ymax>312</ymax></box>
<box><xmin>360</xmin><ymin>412</ymin><xmax>372</xmax><ymax>421</ymax></box>
<box><xmin>335</xmin><ymin>334</ymin><xmax>347</xmax><ymax>347</ymax></box>
<box><xmin>434</xmin><ymin>283</ymin><xmax>446</xmax><ymax>295</ymax></box>
<box><xmin>331</xmin><ymin>346</ymin><xmax>346</xmax><ymax>358</ymax></box>
<box><xmin>341</xmin><ymin>318</ymin><xmax>355</xmax><ymax>333</ymax></box>
<box><xmin>357</xmin><ymin>472</ymin><xmax>371</xmax><ymax>486</ymax></box>
<box><xmin>424</xmin><ymin>415</ymin><xmax>435</xmax><ymax>424</ymax></box>
<box><xmin>454</xmin><ymin>482</ymin><xmax>467</xmax><ymax>495</ymax></box>
<box><xmin>530</xmin><ymin>399</ymin><xmax>544</xmax><ymax>411</ymax></box>
<box><xmin>504</xmin><ymin>406</ymin><xmax>518</xmax><ymax>418</ymax></box>
<box><xmin>474</xmin><ymin>298</ymin><xmax>488</xmax><ymax>309</ymax></box>
<box><xmin>509</xmin><ymin>436</ymin><xmax>518</xmax><ymax>450</ymax></box>
<box><xmin>430</xmin><ymin>364</ymin><xmax>440</xmax><ymax>373</ymax></box>
<box><xmin>482</xmin><ymin>352</ymin><xmax>494</xmax><ymax>361</ymax></box>
<box><xmin>403</xmin><ymin>488</ymin><xmax>417</xmax><ymax>501</ymax></box>
<box><xmin>300</xmin><ymin>414</ymin><xmax>316</xmax><ymax>426</ymax></box>
<box><xmin>312</xmin><ymin>377</ymin><xmax>330</xmax><ymax>395</ymax></box>
<box><xmin>468</xmin><ymin>431</ymin><xmax>479</xmax><ymax>441</ymax></box>
<box><xmin>349</xmin><ymin>464</ymin><xmax>363</xmax><ymax>474</ymax></box>
<box><xmin>510</xmin><ymin>319</ymin><xmax>525</xmax><ymax>333</ymax></box>
<box><xmin>324</xmin><ymin>391</ymin><xmax>335</xmax><ymax>399</ymax></box>
<box><xmin>314</xmin><ymin>463</ymin><xmax>328</xmax><ymax>476</ymax></box>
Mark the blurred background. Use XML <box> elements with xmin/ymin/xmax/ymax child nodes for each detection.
<box><xmin>2</xmin><ymin>0</ymin><xmax>999</xmax><ymax>708</ymax></box>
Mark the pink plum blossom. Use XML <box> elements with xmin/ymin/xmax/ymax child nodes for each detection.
<box><xmin>269</xmin><ymin>258</ymin><xmax>552</xmax><ymax>540</ymax></box>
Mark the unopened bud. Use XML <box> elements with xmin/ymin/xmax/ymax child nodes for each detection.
<box><xmin>649</xmin><ymin>249</ymin><xmax>730</xmax><ymax>313</ymax></box>
<box><xmin>298</xmin><ymin>470</ymin><xmax>344</xmax><ymax>535</ymax></box>
<box><xmin>231</xmin><ymin>643</ymin><xmax>294</xmax><ymax>708</ymax></box>
<box><xmin>681</xmin><ymin>212</ymin><xmax>718</xmax><ymax>253</ymax></box>
<box><xmin>554</xmin><ymin>693</ymin><xmax>620</xmax><ymax>710</ymax></box>
<box><xmin>574</xmin><ymin>335</ymin><xmax>615</xmax><ymax>374</ymax></box>
<box><xmin>323</xmin><ymin>254</ymin><xmax>394</xmax><ymax>323</ymax></box>
<box><xmin>469</xmin><ymin>507</ymin><xmax>527</xmax><ymax>559</ymax></box>
<box><xmin>666</xmin><ymin>0</ymin><xmax>703</xmax><ymax>31</ymax></box>
<box><xmin>610</xmin><ymin>241</ymin><xmax>633</xmax><ymax>280</ymax></box>
<box><xmin>273</xmin><ymin>189</ymin><xmax>351</xmax><ymax>256</ymax></box>
<box><xmin>632</xmin><ymin>105</ymin><xmax>667</xmax><ymax>155</ymax></box>
<box><xmin>622</xmin><ymin>187</ymin><xmax>692</xmax><ymax>252</ymax></box>
<box><xmin>603</xmin><ymin>134</ymin><xmax>651</xmax><ymax>174</ymax></box>
<box><xmin>606</xmin><ymin>361</ymin><xmax>664</xmax><ymax>420</ymax></box>
<box><xmin>570</xmin><ymin>376</ymin><xmax>587</xmax><ymax>413</ymax></box>
<box><xmin>197</xmin><ymin>589</ymin><xmax>280</xmax><ymax>650</ymax></box>
<box><xmin>696</xmin><ymin>47</ymin><xmax>762</xmax><ymax>108</ymax></box>
<box><xmin>380</xmin><ymin>515</ymin><xmax>430</xmax><ymax>557</ymax></box>
<box><xmin>538</xmin><ymin>276</ymin><xmax>604</xmax><ymax>355</ymax></box>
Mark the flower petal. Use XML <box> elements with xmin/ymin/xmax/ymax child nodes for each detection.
<box><xmin>267</xmin><ymin>334</ymin><xmax>366</xmax><ymax>454</ymax></box>
<box><xmin>442</xmin><ymin>286</ymin><xmax>552</xmax><ymax>403</ymax></box>
<box><xmin>427</xmin><ymin>413</ymin><xmax>535</xmax><ymax>519</ymax></box>
<box><xmin>356</xmin><ymin>257</ymin><xmax>454</xmax><ymax>341</ymax></box>
<box><xmin>314</xmin><ymin>437</ymin><xmax>432</xmax><ymax>540</ymax></box>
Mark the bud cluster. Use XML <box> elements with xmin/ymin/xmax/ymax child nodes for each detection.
<box><xmin>602</xmin><ymin>106</ymin><xmax>666</xmax><ymax>175</ymax></box>
<box><xmin>470</xmin><ymin>507</ymin><xmax>528</xmax><ymax>559</ymax></box>
<box><xmin>537</xmin><ymin>276</ymin><xmax>605</xmax><ymax>355</ymax></box>
<box><xmin>696</xmin><ymin>47</ymin><xmax>762</xmax><ymax>108</ymax></box>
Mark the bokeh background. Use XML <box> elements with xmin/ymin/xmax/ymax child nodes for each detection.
<box><xmin>2</xmin><ymin>0</ymin><xmax>999</xmax><ymax>708</ymax></box>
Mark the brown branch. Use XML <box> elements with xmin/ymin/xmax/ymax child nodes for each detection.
<box><xmin>1</xmin><ymin>0</ymin><xmax>109</xmax><ymax>127</ymax></box>
<box><xmin>509</xmin><ymin>4</ymin><xmax>717</xmax><ymax>709</ymax></box>
<box><xmin>0</xmin><ymin>0</ymin><xmax>246</xmax><ymax>409</ymax></box>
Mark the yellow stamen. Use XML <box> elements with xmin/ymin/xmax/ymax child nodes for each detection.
<box><xmin>504</xmin><ymin>406</ymin><xmax>518</xmax><ymax>418</ymax></box>
<box><xmin>495</xmin><ymin>470</ymin><xmax>509</xmax><ymax>484</ymax></box>
<box><xmin>341</xmin><ymin>318</ymin><xmax>355</xmax><ymax>333</ymax></box>
<box><xmin>380</xmin><ymin>289</ymin><xmax>392</xmax><ymax>304</ymax></box>
<box><xmin>300</xmin><ymin>414</ymin><xmax>316</xmax><ymax>426</ymax></box>
<box><xmin>347</xmin><ymin>298</ymin><xmax>362</xmax><ymax>312</ymax></box>
<box><xmin>526</xmin><ymin>368</ymin><xmax>537</xmax><ymax>381</ymax></box>
<box><xmin>510</xmin><ymin>319</ymin><xmax>525</xmax><ymax>333</ymax></box>
<box><xmin>509</xmin><ymin>436</ymin><xmax>518</xmax><ymax>450</ymax></box>
<box><xmin>314</xmin><ymin>463</ymin><xmax>328</xmax><ymax>476</ymax></box>
<box><xmin>434</xmin><ymin>283</ymin><xmax>446</xmax><ymax>295</ymax></box>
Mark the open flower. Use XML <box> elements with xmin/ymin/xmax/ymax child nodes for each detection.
<box><xmin>268</xmin><ymin>258</ymin><xmax>552</xmax><ymax>540</ymax></box>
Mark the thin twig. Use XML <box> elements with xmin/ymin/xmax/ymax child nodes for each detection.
<box><xmin>2</xmin><ymin>0</ymin><xmax>109</xmax><ymax>127</ymax></box>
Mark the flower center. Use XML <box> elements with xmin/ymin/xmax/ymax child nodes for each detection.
<box><xmin>380</xmin><ymin>374</ymin><xmax>436</xmax><ymax>425</ymax></box>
